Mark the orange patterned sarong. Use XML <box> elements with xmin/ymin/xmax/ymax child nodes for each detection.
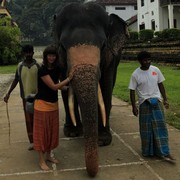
<box><xmin>33</xmin><ymin>100</ymin><xmax>59</xmax><ymax>153</ymax></box>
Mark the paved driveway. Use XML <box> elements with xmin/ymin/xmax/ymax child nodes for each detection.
<box><xmin>0</xmin><ymin>82</ymin><xmax>179</xmax><ymax>180</ymax></box>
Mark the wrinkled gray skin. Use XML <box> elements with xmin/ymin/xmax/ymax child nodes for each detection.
<box><xmin>53</xmin><ymin>2</ymin><xmax>129</xmax><ymax>177</ymax></box>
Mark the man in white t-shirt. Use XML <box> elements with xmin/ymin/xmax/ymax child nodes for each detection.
<box><xmin>129</xmin><ymin>51</ymin><xmax>175</xmax><ymax>163</ymax></box>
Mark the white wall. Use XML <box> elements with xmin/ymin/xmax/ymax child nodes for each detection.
<box><xmin>138</xmin><ymin>0</ymin><xmax>160</xmax><ymax>31</ymax></box>
<box><xmin>174</xmin><ymin>6</ymin><xmax>180</xmax><ymax>28</ymax></box>
<box><xmin>161</xmin><ymin>7</ymin><xmax>169</xmax><ymax>30</ymax></box>
<box><xmin>129</xmin><ymin>22</ymin><xmax>138</xmax><ymax>31</ymax></box>
<box><xmin>138</xmin><ymin>0</ymin><xmax>180</xmax><ymax>31</ymax></box>
<box><xmin>84</xmin><ymin>2</ymin><xmax>138</xmax><ymax>31</ymax></box>
<box><xmin>106</xmin><ymin>5</ymin><xmax>137</xmax><ymax>21</ymax></box>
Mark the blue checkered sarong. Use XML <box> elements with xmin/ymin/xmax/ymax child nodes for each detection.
<box><xmin>139</xmin><ymin>99</ymin><xmax>170</xmax><ymax>157</ymax></box>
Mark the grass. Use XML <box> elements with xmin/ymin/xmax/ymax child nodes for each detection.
<box><xmin>0</xmin><ymin>62</ymin><xmax>179</xmax><ymax>129</ymax></box>
<box><xmin>0</xmin><ymin>65</ymin><xmax>17</xmax><ymax>74</ymax></box>
<box><xmin>113</xmin><ymin>61</ymin><xmax>180</xmax><ymax>130</ymax></box>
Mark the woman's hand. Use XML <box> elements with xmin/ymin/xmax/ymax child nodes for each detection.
<box><xmin>68</xmin><ymin>66</ymin><xmax>76</xmax><ymax>81</ymax></box>
<box><xmin>61</xmin><ymin>86</ymin><xmax>69</xmax><ymax>91</ymax></box>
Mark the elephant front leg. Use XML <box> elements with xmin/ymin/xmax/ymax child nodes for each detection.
<box><xmin>61</xmin><ymin>90</ymin><xmax>83</xmax><ymax>137</ymax></box>
<box><xmin>98</xmin><ymin>87</ymin><xmax>113</xmax><ymax>146</ymax></box>
<box><xmin>98</xmin><ymin>65</ymin><xmax>116</xmax><ymax>146</ymax></box>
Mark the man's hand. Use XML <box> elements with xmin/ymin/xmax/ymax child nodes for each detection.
<box><xmin>4</xmin><ymin>94</ymin><xmax>10</xmax><ymax>103</ymax></box>
<box><xmin>132</xmin><ymin>106</ymin><xmax>138</xmax><ymax>116</ymax></box>
<box><xmin>163</xmin><ymin>100</ymin><xmax>169</xmax><ymax>109</ymax></box>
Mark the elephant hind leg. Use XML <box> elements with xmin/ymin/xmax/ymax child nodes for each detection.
<box><xmin>63</xmin><ymin>124</ymin><xmax>83</xmax><ymax>137</ymax></box>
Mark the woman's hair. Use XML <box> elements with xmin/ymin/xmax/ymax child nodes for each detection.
<box><xmin>43</xmin><ymin>45</ymin><xmax>59</xmax><ymax>67</ymax></box>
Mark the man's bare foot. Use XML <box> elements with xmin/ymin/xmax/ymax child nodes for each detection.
<box><xmin>28</xmin><ymin>143</ymin><xmax>34</xmax><ymax>151</ymax></box>
<box><xmin>39</xmin><ymin>162</ymin><xmax>50</xmax><ymax>171</ymax></box>
<box><xmin>46</xmin><ymin>157</ymin><xmax>60</xmax><ymax>164</ymax></box>
<box><xmin>161</xmin><ymin>154</ymin><xmax>176</xmax><ymax>164</ymax></box>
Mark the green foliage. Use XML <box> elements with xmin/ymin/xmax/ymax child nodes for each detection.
<box><xmin>113</xmin><ymin>61</ymin><xmax>180</xmax><ymax>129</ymax></box>
<box><xmin>0</xmin><ymin>65</ymin><xmax>17</xmax><ymax>74</ymax></box>
<box><xmin>129</xmin><ymin>31</ymin><xmax>139</xmax><ymax>41</ymax></box>
<box><xmin>126</xmin><ymin>28</ymin><xmax>180</xmax><ymax>43</ymax></box>
<box><xmin>139</xmin><ymin>29</ymin><xmax>154</xmax><ymax>41</ymax></box>
<box><xmin>0</xmin><ymin>17</ymin><xmax>21</xmax><ymax>65</ymax></box>
<box><xmin>7</xmin><ymin>0</ymin><xmax>84</xmax><ymax>45</ymax></box>
<box><xmin>166</xmin><ymin>112</ymin><xmax>180</xmax><ymax>129</ymax></box>
<box><xmin>152</xmin><ymin>31</ymin><xmax>163</xmax><ymax>42</ymax></box>
<box><xmin>154</xmin><ymin>31</ymin><xmax>162</xmax><ymax>38</ymax></box>
<box><xmin>161</xmin><ymin>28</ymin><xmax>180</xmax><ymax>40</ymax></box>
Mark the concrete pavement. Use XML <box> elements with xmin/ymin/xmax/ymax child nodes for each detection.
<box><xmin>0</xmin><ymin>83</ymin><xmax>179</xmax><ymax>180</ymax></box>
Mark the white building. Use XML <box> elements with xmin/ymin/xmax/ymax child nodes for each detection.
<box><xmin>137</xmin><ymin>0</ymin><xmax>180</xmax><ymax>31</ymax></box>
<box><xmin>95</xmin><ymin>0</ymin><xmax>138</xmax><ymax>30</ymax></box>
<box><xmin>96</xmin><ymin>0</ymin><xmax>137</xmax><ymax>20</ymax></box>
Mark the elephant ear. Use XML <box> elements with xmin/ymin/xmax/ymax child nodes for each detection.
<box><xmin>107</xmin><ymin>14</ymin><xmax>129</xmax><ymax>56</ymax></box>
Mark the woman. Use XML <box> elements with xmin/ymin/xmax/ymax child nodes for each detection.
<box><xmin>33</xmin><ymin>45</ymin><xmax>71</xmax><ymax>171</ymax></box>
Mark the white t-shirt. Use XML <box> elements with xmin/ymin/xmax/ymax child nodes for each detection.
<box><xmin>128</xmin><ymin>65</ymin><xmax>165</xmax><ymax>105</ymax></box>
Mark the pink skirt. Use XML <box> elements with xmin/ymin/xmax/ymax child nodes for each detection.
<box><xmin>33</xmin><ymin>109</ymin><xmax>59</xmax><ymax>153</ymax></box>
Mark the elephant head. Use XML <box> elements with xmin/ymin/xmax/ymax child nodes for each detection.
<box><xmin>53</xmin><ymin>2</ymin><xmax>129</xmax><ymax>177</ymax></box>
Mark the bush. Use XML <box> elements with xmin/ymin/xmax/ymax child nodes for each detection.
<box><xmin>0</xmin><ymin>17</ymin><xmax>21</xmax><ymax>65</ymax></box>
<box><xmin>139</xmin><ymin>29</ymin><xmax>154</xmax><ymax>41</ymax></box>
<box><xmin>154</xmin><ymin>31</ymin><xmax>162</xmax><ymax>38</ymax></box>
<box><xmin>161</xmin><ymin>28</ymin><xmax>180</xmax><ymax>40</ymax></box>
<box><xmin>129</xmin><ymin>31</ymin><xmax>139</xmax><ymax>41</ymax></box>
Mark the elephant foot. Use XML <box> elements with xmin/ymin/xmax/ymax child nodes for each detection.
<box><xmin>98</xmin><ymin>130</ymin><xmax>112</xmax><ymax>146</ymax></box>
<box><xmin>63</xmin><ymin>124</ymin><xmax>83</xmax><ymax>137</ymax></box>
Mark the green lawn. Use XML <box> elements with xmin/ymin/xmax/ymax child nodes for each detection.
<box><xmin>0</xmin><ymin>62</ymin><xmax>179</xmax><ymax>129</ymax></box>
<box><xmin>0</xmin><ymin>65</ymin><xmax>17</xmax><ymax>74</ymax></box>
<box><xmin>113</xmin><ymin>61</ymin><xmax>180</xmax><ymax>129</ymax></box>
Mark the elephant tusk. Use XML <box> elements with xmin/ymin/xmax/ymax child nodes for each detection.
<box><xmin>98</xmin><ymin>84</ymin><xmax>106</xmax><ymax>127</ymax></box>
<box><xmin>68</xmin><ymin>86</ymin><xmax>77</xmax><ymax>126</ymax></box>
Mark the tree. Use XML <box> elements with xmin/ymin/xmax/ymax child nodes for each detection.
<box><xmin>7</xmin><ymin>0</ymin><xmax>84</xmax><ymax>45</ymax></box>
<box><xmin>0</xmin><ymin>17</ymin><xmax>21</xmax><ymax>65</ymax></box>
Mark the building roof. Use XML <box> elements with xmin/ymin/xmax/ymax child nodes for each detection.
<box><xmin>0</xmin><ymin>0</ymin><xmax>6</xmax><ymax>7</ymax></box>
<box><xmin>0</xmin><ymin>0</ymin><xmax>18</xmax><ymax>26</ymax></box>
<box><xmin>126</xmin><ymin>15</ymin><xmax>137</xmax><ymax>26</ymax></box>
<box><xmin>96</xmin><ymin>0</ymin><xmax>137</xmax><ymax>5</ymax></box>
<box><xmin>0</xmin><ymin>8</ymin><xmax>11</xmax><ymax>17</ymax></box>
<box><xmin>0</xmin><ymin>0</ymin><xmax>11</xmax><ymax>17</ymax></box>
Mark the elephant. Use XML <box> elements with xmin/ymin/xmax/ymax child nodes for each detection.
<box><xmin>53</xmin><ymin>2</ymin><xmax>129</xmax><ymax>177</ymax></box>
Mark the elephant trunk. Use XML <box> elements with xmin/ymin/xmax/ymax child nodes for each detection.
<box><xmin>71</xmin><ymin>64</ymin><xmax>99</xmax><ymax>177</ymax></box>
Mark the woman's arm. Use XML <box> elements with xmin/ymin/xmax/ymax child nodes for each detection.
<box><xmin>41</xmin><ymin>75</ymin><xmax>70</xmax><ymax>91</ymax></box>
